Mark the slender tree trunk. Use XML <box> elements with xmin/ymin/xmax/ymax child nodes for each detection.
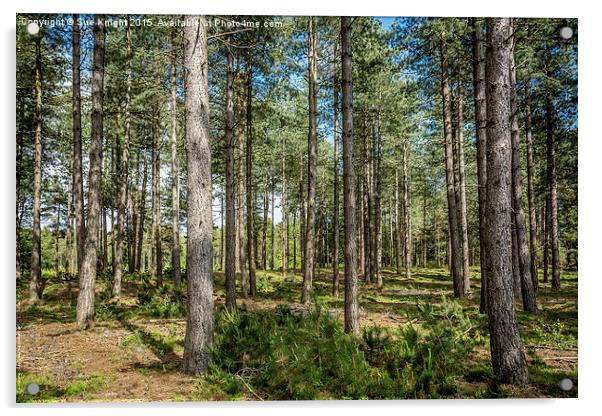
<box><xmin>29</xmin><ymin>32</ymin><xmax>43</xmax><ymax>303</ymax></box>
<box><xmin>224</xmin><ymin>49</ymin><xmax>236</xmax><ymax>311</ymax></box>
<box><xmin>76</xmin><ymin>15</ymin><xmax>105</xmax><ymax>327</ymax></box>
<box><xmin>456</xmin><ymin>79</ymin><xmax>471</xmax><ymax>292</ymax></box>
<box><xmin>299</xmin><ymin>158</ymin><xmax>306</xmax><ymax>277</ymax></box>
<box><xmin>484</xmin><ymin>18</ymin><xmax>528</xmax><ymax>385</ymax></box>
<box><xmin>235</xmin><ymin>63</ymin><xmax>248</xmax><ymax>296</ymax></box>
<box><xmin>363</xmin><ymin>132</ymin><xmax>371</xmax><ymax>283</ymax></box>
<box><xmin>136</xmin><ymin>149</ymin><xmax>148</xmax><ymax>272</ymax></box>
<box><xmin>219</xmin><ymin>192</ymin><xmax>224</xmax><ymax>271</ymax></box>
<box><xmin>374</xmin><ymin>120</ymin><xmax>383</xmax><ymax>288</ymax></box>
<box><xmin>281</xmin><ymin>139</ymin><xmax>288</xmax><ymax>280</ymax></box>
<box><xmin>332</xmin><ymin>55</ymin><xmax>340</xmax><ymax>296</ymax></box>
<box><xmin>511</xmin><ymin>216</ymin><xmax>522</xmax><ymax>300</ymax></box>
<box><xmin>341</xmin><ymin>16</ymin><xmax>359</xmax><ymax>335</ymax></box>
<box><xmin>182</xmin><ymin>16</ymin><xmax>214</xmax><ymax>375</ymax></box>
<box><xmin>72</xmin><ymin>14</ymin><xmax>85</xmax><ymax>276</ymax></box>
<box><xmin>543</xmin><ymin>195</ymin><xmax>550</xmax><ymax>283</ymax></box>
<box><xmin>510</xmin><ymin>30</ymin><xmax>537</xmax><ymax>312</ymax></box>
<box><xmin>270</xmin><ymin>186</ymin><xmax>275</xmax><ymax>270</ymax></box>
<box><xmin>245</xmin><ymin>52</ymin><xmax>257</xmax><ymax>297</ymax></box>
<box><xmin>302</xmin><ymin>16</ymin><xmax>318</xmax><ymax>304</ymax></box>
<box><xmin>394</xmin><ymin>168</ymin><xmax>402</xmax><ymax>276</ymax></box>
<box><xmin>171</xmin><ymin>29</ymin><xmax>181</xmax><ymax>292</ymax></box>
<box><xmin>546</xmin><ymin>95</ymin><xmax>561</xmax><ymax>290</ymax></box>
<box><xmin>439</xmin><ymin>34</ymin><xmax>464</xmax><ymax>297</ymax></box>
<box><xmin>472</xmin><ymin>19</ymin><xmax>489</xmax><ymax>314</ymax></box>
<box><xmin>402</xmin><ymin>143</ymin><xmax>412</xmax><ymax>279</ymax></box>
<box><xmin>152</xmin><ymin>83</ymin><xmax>162</xmax><ymax>286</ymax></box>
<box><xmin>261</xmin><ymin>182</ymin><xmax>268</xmax><ymax>270</ymax></box>
<box><xmin>292</xmin><ymin>210</ymin><xmax>298</xmax><ymax>271</ymax></box>
<box><xmin>525</xmin><ymin>83</ymin><xmax>538</xmax><ymax>291</ymax></box>
<box><xmin>113</xmin><ymin>17</ymin><xmax>132</xmax><ymax>297</ymax></box>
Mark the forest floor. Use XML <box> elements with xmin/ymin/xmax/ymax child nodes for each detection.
<box><xmin>16</xmin><ymin>267</ymin><xmax>578</xmax><ymax>402</ymax></box>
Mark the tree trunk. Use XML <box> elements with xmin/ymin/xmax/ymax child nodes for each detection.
<box><xmin>525</xmin><ymin>83</ymin><xmax>538</xmax><ymax>291</ymax></box>
<box><xmin>219</xmin><ymin>191</ymin><xmax>224</xmax><ymax>271</ymax></box>
<box><xmin>341</xmin><ymin>16</ymin><xmax>359</xmax><ymax>335</ymax></box>
<box><xmin>245</xmin><ymin>52</ymin><xmax>257</xmax><ymax>297</ymax></box>
<box><xmin>439</xmin><ymin>34</ymin><xmax>464</xmax><ymax>297</ymax></box>
<box><xmin>395</xmin><ymin>168</ymin><xmax>402</xmax><ymax>276</ymax></box>
<box><xmin>484</xmin><ymin>18</ymin><xmax>528</xmax><ymax>385</ymax></box>
<box><xmin>332</xmin><ymin>54</ymin><xmax>340</xmax><ymax>296</ymax></box>
<box><xmin>509</xmin><ymin>30</ymin><xmax>537</xmax><ymax>312</ymax></box>
<box><xmin>76</xmin><ymin>15</ymin><xmax>105</xmax><ymax>328</ymax></box>
<box><xmin>152</xmin><ymin>82</ymin><xmax>163</xmax><ymax>286</ymax></box>
<box><xmin>235</xmin><ymin>61</ymin><xmax>248</xmax><ymax>297</ymax></box>
<box><xmin>261</xmin><ymin>182</ymin><xmax>268</xmax><ymax>270</ymax></box>
<box><xmin>546</xmin><ymin>95</ymin><xmax>561</xmax><ymax>290</ymax></box>
<box><xmin>543</xmin><ymin>195</ymin><xmax>550</xmax><ymax>283</ymax></box>
<box><xmin>374</xmin><ymin>120</ymin><xmax>383</xmax><ymax>289</ymax></box>
<box><xmin>363</xmin><ymin>131</ymin><xmax>371</xmax><ymax>283</ymax></box>
<box><xmin>472</xmin><ymin>19</ymin><xmax>489</xmax><ymax>314</ymax></box>
<box><xmin>72</xmin><ymin>14</ymin><xmax>85</xmax><ymax>277</ymax></box>
<box><xmin>171</xmin><ymin>28</ymin><xmax>181</xmax><ymax>292</ymax></box>
<box><xmin>402</xmin><ymin>142</ymin><xmax>412</xmax><ymax>280</ymax></box>
<box><xmin>29</xmin><ymin>31</ymin><xmax>43</xmax><ymax>303</ymax></box>
<box><xmin>224</xmin><ymin>49</ymin><xmax>237</xmax><ymax>311</ymax></box>
<box><xmin>270</xmin><ymin>187</ymin><xmax>275</xmax><ymax>270</ymax></box>
<box><xmin>302</xmin><ymin>16</ymin><xmax>318</xmax><ymax>304</ymax></box>
<box><xmin>281</xmin><ymin>138</ymin><xmax>288</xmax><ymax>280</ymax></box>
<box><xmin>182</xmin><ymin>16</ymin><xmax>214</xmax><ymax>375</ymax></box>
<box><xmin>136</xmin><ymin>149</ymin><xmax>149</xmax><ymax>272</ymax></box>
<box><xmin>456</xmin><ymin>78</ymin><xmax>471</xmax><ymax>292</ymax></box>
<box><xmin>113</xmin><ymin>17</ymin><xmax>132</xmax><ymax>298</ymax></box>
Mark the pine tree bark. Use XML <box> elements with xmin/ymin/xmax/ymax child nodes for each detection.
<box><xmin>363</xmin><ymin>131</ymin><xmax>372</xmax><ymax>283</ymax></box>
<box><xmin>281</xmin><ymin>138</ymin><xmax>288</xmax><ymax>280</ymax></box>
<box><xmin>182</xmin><ymin>15</ymin><xmax>214</xmax><ymax>375</ymax></box>
<box><xmin>546</xmin><ymin>95</ymin><xmax>561</xmax><ymax>290</ymax></box>
<box><xmin>171</xmin><ymin>28</ymin><xmax>181</xmax><ymax>292</ymax></box>
<box><xmin>509</xmin><ymin>31</ymin><xmax>537</xmax><ymax>312</ymax></box>
<box><xmin>332</xmin><ymin>54</ymin><xmax>340</xmax><ymax>296</ymax></box>
<box><xmin>524</xmin><ymin>83</ymin><xmax>538</xmax><ymax>291</ymax></box>
<box><xmin>341</xmin><ymin>16</ymin><xmax>359</xmax><ymax>335</ymax></box>
<box><xmin>543</xmin><ymin>195</ymin><xmax>550</xmax><ymax>283</ymax></box>
<box><xmin>76</xmin><ymin>15</ymin><xmax>105</xmax><ymax>327</ymax></box>
<box><xmin>456</xmin><ymin>79</ymin><xmax>471</xmax><ymax>292</ymax></box>
<box><xmin>224</xmin><ymin>49</ymin><xmax>237</xmax><ymax>311</ymax></box>
<box><xmin>270</xmin><ymin>186</ymin><xmax>275</xmax><ymax>270</ymax></box>
<box><xmin>439</xmin><ymin>34</ymin><xmax>464</xmax><ymax>297</ymax></box>
<box><xmin>402</xmin><ymin>142</ymin><xmax>412</xmax><ymax>279</ymax></box>
<box><xmin>472</xmin><ymin>19</ymin><xmax>489</xmax><ymax>314</ymax></box>
<box><xmin>235</xmin><ymin>62</ymin><xmax>248</xmax><ymax>296</ymax></box>
<box><xmin>30</xmin><ymin>32</ymin><xmax>43</xmax><ymax>303</ymax></box>
<box><xmin>484</xmin><ymin>18</ymin><xmax>528</xmax><ymax>385</ymax></box>
<box><xmin>395</xmin><ymin>168</ymin><xmax>403</xmax><ymax>276</ymax></box>
<box><xmin>136</xmin><ymin>149</ymin><xmax>148</xmax><ymax>272</ymax></box>
<box><xmin>245</xmin><ymin>52</ymin><xmax>257</xmax><ymax>297</ymax></box>
<box><xmin>152</xmin><ymin>80</ymin><xmax>162</xmax><ymax>286</ymax></box>
<box><xmin>374</xmin><ymin>120</ymin><xmax>383</xmax><ymax>289</ymax></box>
<box><xmin>113</xmin><ymin>17</ymin><xmax>132</xmax><ymax>297</ymax></box>
<box><xmin>261</xmin><ymin>182</ymin><xmax>268</xmax><ymax>270</ymax></box>
<box><xmin>302</xmin><ymin>16</ymin><xmax>318</xmax><ymax>304</ymax></box>
<box><xmin>72</xmin><ymin>14</ymin><xmax>85</xmax><ymax>277</ymax></box>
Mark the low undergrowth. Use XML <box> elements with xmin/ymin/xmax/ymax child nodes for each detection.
<box><xmin>206</xmin><ymin>296</ymin><xmax>484</xmax><ymax>400</ymax></box>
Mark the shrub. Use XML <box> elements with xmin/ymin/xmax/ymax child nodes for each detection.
<box><xmin>209</xmin><ymin>305</ymin><xmax>387</xmax><ymax>400</ymax></box>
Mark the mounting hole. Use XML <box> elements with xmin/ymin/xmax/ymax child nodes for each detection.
<box><xmin>559</xmin><ymin>378</ymin><xmax>573</xmax><ymax>391</ymax></box>
<box><xmin>25</xmin><ymin>383</ymin><xmax>39</xmax><ymax>395</ymax></box>
<box><xmin>559</xmin><ymin>27</ymin><xmax>573</xmax><ymax>40</ymax></box>
<box><xmin>26</xmin><ymin>22</ymin><xmax>40</xmax><ymax>36</ymax></box>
